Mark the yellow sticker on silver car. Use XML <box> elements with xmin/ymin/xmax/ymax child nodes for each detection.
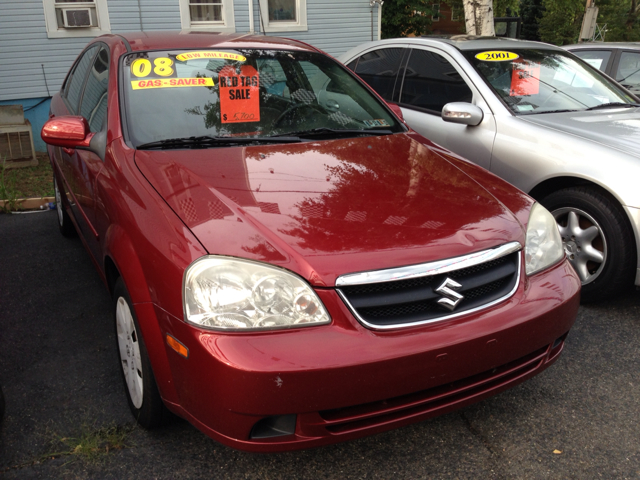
<box><xmin>475</xmin><ymin>51</ymin><xmax>519</xmax><ymax>62</ymax></box>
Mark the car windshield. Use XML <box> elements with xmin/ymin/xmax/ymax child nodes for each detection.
<box><xmin>464</xmin><ymin>48</ymin><xmax>637</xmax><ymax>114</ymax></box>
<box><xmin>122</xmin><ymin>49</ymin><xmax>403</xmax><ymax>147</ymax></box>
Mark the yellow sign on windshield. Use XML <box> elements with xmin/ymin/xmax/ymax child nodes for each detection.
<box><xmin>475</xmin><ymin>51</ymin><xmax>519</xmax><ymax>62</ymax></box>
<box><xmin>176</xmin><ymin>51</ymin><xmax>246</xmax><ymax>62</ymax></box>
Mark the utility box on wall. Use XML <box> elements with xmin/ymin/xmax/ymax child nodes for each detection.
<box><xmin>0</xmin><ymin>105</ymin><xmax>38</xmax><ymax>168</ymax></box>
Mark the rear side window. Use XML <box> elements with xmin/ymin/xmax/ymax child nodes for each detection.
<box><xmin>354</xmin><ymin>48</ymin><xmax>405</xmax><ymax>102</ymax></box>
<box><xmin>400</xmin><ymin>49</ymin><xmax>472</xmax><ymax>113</ymax></box>
<box><xmin>615</xmin><ymin>51</ymin><xmax>640</xmax><ymax>95</ymax></box>
<box><xmin>65</xmin><ymin>45</ymin><xmax>99</xmax><ymax>114</ymax></box>
<box><xmin>79</xmin><ymin>47</ymin><xmax>109</xmax><ymax>132</ymax></box>
<box><xmin>572</xmin><ymin>50</ymin><xmax>612</xmax><ymax>71</ymax></box>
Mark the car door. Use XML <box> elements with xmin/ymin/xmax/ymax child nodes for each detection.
<box><xmin>59</xmin><ymin>45</ymin><xmax>109</xmax><ymax>263</ymax></box>
<box><xmin>396</xmin><ymin>47</ymin><xmax>496</xmax><ymax>171</ymax></box>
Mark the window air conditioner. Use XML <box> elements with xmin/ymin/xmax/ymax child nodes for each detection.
<box><xmin>62</xmin><ymin>8</ymin><xmax>93</xmax><ymax>28</ymax></box>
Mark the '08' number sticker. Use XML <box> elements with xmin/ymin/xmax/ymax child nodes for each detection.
<box><xmin>131</xmin><ymin>57</ymin><xmax>175</xmax><ymax>78</ymax></box>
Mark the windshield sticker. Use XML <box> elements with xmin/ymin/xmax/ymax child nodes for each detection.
<box><xmin>131</xmin><ymin>78</ymin><xmax>215</xmax><ymax>90</ymax></box>
<box><xmin>583</xmin><ymin>58</ymin><xmax>604</xmax><ymax>69</ymax></box>
<box><xmin>219</xmin><ymin>65</ymin><xmax>260</xmax><ymax>123</ymax></box>
<box><xmin>363</xmin><ymin>119</ymin><xmax>390</xmax><ymax>127</ymax></box>
<box><xmin>131</xmin><ymin>57</ymin><xmax>176</xmax><ymax>78</ymax></box>
<box><xmin>516</xmin><ymin>105</ymin><xmax>534</xmax><ymax>112</ymax></box>
<box><xmin>475</xmin><ymin>51</ymin><xmax>519</xmax><ymax>62</ymax></box>
<box><xmin>176</xmin><ymin>51</ymin><xmax>246</xmax><ymax>62</ymax></box>
<box><xmin>510</xmin><ymin>62</ymin><xmax>540</xmax><ymax>96</ymax></box>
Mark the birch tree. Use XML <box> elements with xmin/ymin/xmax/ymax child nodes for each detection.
<box><xmin>463</xmin><ymin>0</ymin><xmax>496</xmax><ymax>35</ymax></box>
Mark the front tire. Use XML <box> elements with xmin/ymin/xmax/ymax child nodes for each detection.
<box><xmin>540</xmin><ymin>186</ymin><xmax>635</xmax><ymax>303</ymax></box>
<box><xmin>53</xmin><ymin>174</ymin><xmax>75</xmax><ymax>237</ymax></box>
<box><xmin>114</xmin><ymin>278</ymin><xmax>166</xmax><ymax>428</ymax></box>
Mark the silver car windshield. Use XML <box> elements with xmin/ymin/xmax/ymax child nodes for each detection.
<box><xmin>122</xmin><ymin>49</ymin><xmax>402</xmax><ymax>146</ymax></box>
<box><xmin>465</xmin><ymin>49</ymin><xmax>637</xmax><ymax>114</ymax></box>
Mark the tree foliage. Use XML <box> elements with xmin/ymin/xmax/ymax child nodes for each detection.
<box><xmin>595</xmin><ymin>0</ymin><xmax>640</xmax><ymax>41</ymax></box>
<box><xmin>519</xmin><ymin>0</ymin><xmax>544</xmax><ymax>40</ymax></box>
<box><xmin>381</xmin><ymin>0</ymin><xmax>433</xmax><ymax>38</ymax></box>
<box><xmin>538</xmin><ymin>0</ymin><xmax>584</xmax><ymax>45</ymax></box>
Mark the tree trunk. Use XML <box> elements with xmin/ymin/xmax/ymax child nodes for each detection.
<box><xmin>463</xmin><ymin>0</ymin><xmax>496</xmax><ymax>36</ymax></box>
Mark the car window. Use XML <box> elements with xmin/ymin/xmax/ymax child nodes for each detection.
<box><xmin>465</xmin><ymin>48</ymin><xmax>636</xmax><ymax>114</ymax></box>
<box><xmin>122</xmin><ymin>49</ymin><xmax>403</xmax><ymax>146</ymax></box>
<box><xmin>353</xmin><ymin>48</ymin><xmax>405</xmax><ymax>102</ymax></box>
<box><xmin>571</xmin><ymin>50</ymin><xmax>612</xmax><ymax>72</ymax></box>
<box><xmin>400</xmin><ymin>49</ymin><xmax>473</xmax><ymax>113</ymax></box>
<box><xmin>79</xmin><ymin>47</ymin><xmax>109</xmax><ymax>132</ymax></box>
<box><xmin>615</xmin><ymin>51</ymin><xmax>640</xmax><ymax>95</ymax></box>
<box><xmin>65</xmin><ymin>45</ymin><xmax>100</xmax><ymax>114</ymax></box>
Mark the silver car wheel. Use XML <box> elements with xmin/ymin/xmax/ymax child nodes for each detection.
<box><xmin>116</xmin><ymin>296</ymin><xmax>144</xmax><ymax>409</ymax></box>
<box><xmin>552</xmin><ymin>207</ymin><xmax>607</xmax><ymax>285</ymax></box>
<box><xmin>54</xmin><ymin>177</ymin><xmax>64</xmax><ymax>227</ymax></box>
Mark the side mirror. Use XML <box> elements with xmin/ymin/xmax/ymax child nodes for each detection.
<box><xmin>387</xmin><ymin>103</ymin><xmax>405</xmax><ymax>122</ymax></box>
<box><xmin>41</xmin><ymin>116</ymin><xmax>94</xmax><ymax>149</ymax></box>
<box><xmin>441</xmin><ymin>103</ymin><xmax>484</xmax><ymax>126</ymax></box>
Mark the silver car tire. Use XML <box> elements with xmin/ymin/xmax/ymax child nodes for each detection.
<box><xmin>541</xmin><ymin>187</ymin><xmax>635</xmax><ymax>303</ymax></box>
<box><xmin>114</xmin><ymin>277</ymin><xmax>167</xmax><ymax>428</ymax></box>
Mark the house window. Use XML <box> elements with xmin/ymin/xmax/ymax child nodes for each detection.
<box><xmin>179</xmin><ymin>0</ymin><xmax>235</xmax><ymax>32</ymax></box>
<box><xmin>43</xmin><ymin>0</ymin><xmax>111</xmax><ymax>39</ymax></box>
<box><xmin>260</xmin><ymin>0</ymin><xmax>308</xmax><ymax>32</ymax></box>
<box><xmin>432</xmin><ymin>4</ymin><xmax>440</xmax><ymax>22</ymax></box>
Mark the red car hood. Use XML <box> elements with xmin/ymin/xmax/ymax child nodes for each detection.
<box><xmin>135</xmin><ymin>133</ymin><xmax>525</xmax><ymax>287</ymax></box>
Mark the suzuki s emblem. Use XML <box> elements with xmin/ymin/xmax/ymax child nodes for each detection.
<box><xmin>435</xmin><ymin>278</ymin><xmax>464</xmax><ymax>311</ymax></box>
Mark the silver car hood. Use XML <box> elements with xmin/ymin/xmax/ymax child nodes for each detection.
<box><xmin>520</xmin><ymin>107</ymin><xmax>640</xmax><ymax>159</ymax></box>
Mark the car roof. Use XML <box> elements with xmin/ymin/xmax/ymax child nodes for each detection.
<box><xmin>563</xmin><ymin>42</ymin><xmax>640</xmax><ymax>50</ymax></box>
<box><xmin>358</xmin><ymin>35</ymin><xmax>564</xmax><ymax>52</ymax></box>
<box><xmin>111</xmin><ymin>31</ymin><xmax>317</xmax><ymax>53</ymax></box>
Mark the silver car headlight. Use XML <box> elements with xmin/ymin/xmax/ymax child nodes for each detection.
<box><xmin>183</xmin><ymin>256</ymin><xmax>331</xmax><ymax>331</ymax></box>
<box><xmin>525</xmin><ymin>203</ymin><xmax>564</xmax><ymax>276</ymax></box>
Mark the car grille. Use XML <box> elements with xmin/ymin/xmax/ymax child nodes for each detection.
<box><xmin>337</xmin><ymin>243</ymin><xmax>521</xmax><ymax>329</ymax></box>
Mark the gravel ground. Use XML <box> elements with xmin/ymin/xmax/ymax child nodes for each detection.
<box><xmin>1</xmin><ymin>211</ymin><xmax>639</xmax><ymax>479</ymax></box>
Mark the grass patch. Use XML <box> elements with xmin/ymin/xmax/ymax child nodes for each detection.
<box><xmin>44</xmin><ymin>422</ymin><xmax>135</xmax><ymax>464</ymax></box>
<box><xmin>1</xmin><ymin>155</ymin><xmax>54</xmax><ymax>201</ymax></box>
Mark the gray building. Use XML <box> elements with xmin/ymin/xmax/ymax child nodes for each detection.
<box><xmin>0</xmin><ymin>0</ymin><xmax>382</xmax><ymax>150</ymax></box>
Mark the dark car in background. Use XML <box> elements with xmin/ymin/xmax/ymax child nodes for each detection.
<box><xmin>564</xmin><ymin>42</ymin><xmax>640</xmax><ymax>95</ymax></box>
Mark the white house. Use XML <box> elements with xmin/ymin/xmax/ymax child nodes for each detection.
<box><xmin>0</xmin><ymin>0</ymin><xmax>382</xmax><ymax>151</ymax></box>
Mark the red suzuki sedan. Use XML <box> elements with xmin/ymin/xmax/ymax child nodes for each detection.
<box><xmin>41</xmin><ymin>32</ymin><xmax>580</xmax><ymax>452</ymax></box>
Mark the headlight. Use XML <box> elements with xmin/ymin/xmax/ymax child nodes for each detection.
<box><xmin>183</xmin><ymin>256</ymin><xmax>331</xmax><ymax>331</ymax></box>
<box><xmin>525</xmin><ymin>202</ymin><xmax>564</xmax><ymax>275</ymax></box>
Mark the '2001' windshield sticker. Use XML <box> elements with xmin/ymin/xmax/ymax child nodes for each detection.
<box><xmin>131</xmin><ymin>78</ymin><xmax>215</xmax><ymax>90</ymax></box>
<box><xmin>175</xmin><ymin>51</ymin><xmax>246</xmax><ymax>62</ymax></box>
<box><xmin>363</xmin><ymin>119</ymin><xmax>390</xmax><ymax>128</ymax></box>
<box><xmin>510</xmin><ymin>61</ymin><xmax>540</xmax><ymax>96</ymax></box>
<box><xmin>475</xmin><ymin>51</ymin><xmax>519</xmax><ymax>62</ymax></box>
<box><xmin>219</xmin><ymin>65</ymin><xmax>260</xmax><ymax>124</ymax></box>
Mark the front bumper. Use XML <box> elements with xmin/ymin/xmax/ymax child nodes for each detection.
<box><xmin>156</xmin><ymin>257</ymin><xmax>580</xmax><ymax>452</ymax></box>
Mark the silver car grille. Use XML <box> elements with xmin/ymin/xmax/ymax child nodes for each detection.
<box><xmin>336</xmin><ymin>242</ymin><xmax>522</xmax><ymax>330</ymax></box>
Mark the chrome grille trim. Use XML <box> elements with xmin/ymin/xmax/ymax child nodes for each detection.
<box><xmin>335</xmin><ymin>241</ymin><xmax>522</xmax><ymax>286</ymax></box>
<box><xmin>336</xmin><ymin>242</ymin><xmax>522</xmax><ymax>330</ymax></box>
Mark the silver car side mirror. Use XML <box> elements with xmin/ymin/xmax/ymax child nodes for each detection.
<box><xmin>441</xmin><ymin>102</ymin><xmax>484</xmax><ymax>126</ymax></box>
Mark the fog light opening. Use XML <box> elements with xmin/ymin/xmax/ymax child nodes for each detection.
<box><xmin>250</xmin><ymin>414</ymin><xmax>297</xmax><ymax>439</ymax></box>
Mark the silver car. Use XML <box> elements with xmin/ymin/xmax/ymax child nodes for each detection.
<box><xmin>340</xmin><ymin>36</ymin><xmax>640</xmax><ymax>302</ymax></box>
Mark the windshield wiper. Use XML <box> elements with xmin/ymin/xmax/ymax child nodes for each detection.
<box><xmin>585</xmin><ymin>102</ymin><xmax>640</xmax><ymax>111</ymax></box>
<box><xmin>137</xmin><ymin>135</ymin><xmax>301</xmax><ymax>150</ymax></box>
<box><xmin>271</xmin><ymin>127</ymin><xmax>393</xmax><ymax>139</ymax></box>
<box><xmin>521</xmin><ymin>109</ymin><xmax>580</xmax><ymax>115</ymax></box>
